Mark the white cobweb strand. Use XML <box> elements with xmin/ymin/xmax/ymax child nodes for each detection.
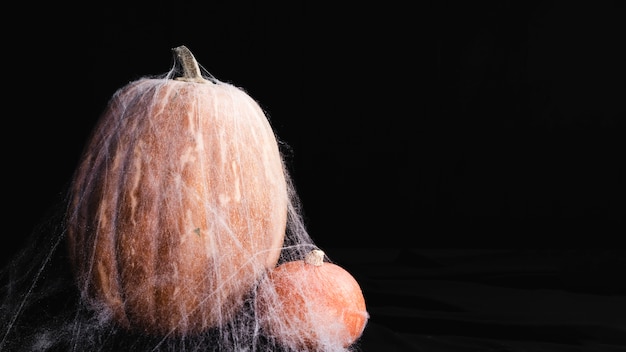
<box><xmin>0</xmin><ymin>69</ymin><xmax>364</xmax><ymax>352</ymax></box>
<box><xmin>66</xmin><ymin>76</ymin><xmax>290</xmax><ymax>336</ymax></box>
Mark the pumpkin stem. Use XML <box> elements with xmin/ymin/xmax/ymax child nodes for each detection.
<box><xmin>304</xmin><ymin>249</ymin><xmax>325</xmax><ymax>267</ymax></box>
<box><xmin>173</xmin><ymin>45</ymin><xmax>210</xmax><ymax>83</ymax></box>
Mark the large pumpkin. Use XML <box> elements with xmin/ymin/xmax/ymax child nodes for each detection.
<box><xmin>66</xmin><ymin>46</ymin><xmax>288</xmax><ymax>336</ymax></box>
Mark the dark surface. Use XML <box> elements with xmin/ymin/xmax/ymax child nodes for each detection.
<box><xmin>2</xmin><ymin>243</ymin><xmax>625</xmax><ymax>351</ymax></box>
<box><xmin>3</xmin><ymin>1</ymin><xmax>625</xmax><ymax>351</ymax></box>
<box><xmin>327</xmin><ymin>248</ymin><xmax>626</xmax><ymax>351</ymax></box>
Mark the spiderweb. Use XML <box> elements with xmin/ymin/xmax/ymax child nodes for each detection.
<box><xmin>1</xmin><ymin>48</ymin><xmax>368</xmax><ymax>352</ymax></box>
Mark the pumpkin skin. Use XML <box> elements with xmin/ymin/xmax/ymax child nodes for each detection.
<box><xmin>256</xmin><ymin>250</ymin><xmax>369</xmax><ymax>350</ymax></box>
<box><xmin>66</xmin><ymin>49</ymin><xmax>288</xmax><ymax>336</ymax></box>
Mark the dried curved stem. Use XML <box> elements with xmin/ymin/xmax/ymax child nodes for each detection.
<box><xmin>173</xmin><ymin>45</ymin><xmax>209</xmax><ymax>83</ymax></box>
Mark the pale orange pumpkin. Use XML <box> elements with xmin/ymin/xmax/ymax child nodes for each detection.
<box><xmin>256</xmin><ymin>249</ymin><xmax>369</xmax><ymax>350</ymax></box>
<box><xmin>66</xmin><ymin>46</ymin><xmax>288</xmax><ymax>335</ymax></box>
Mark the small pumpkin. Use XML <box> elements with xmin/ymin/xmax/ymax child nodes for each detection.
<box><xmin>256</xmin><ymin>249</ymin><xmax>369</xmax><ymax>350</ymax></box>
<box><xmin>66</xmin><ymin>46</ymin><xmax>288</xmax><ymax>335</ymax></box>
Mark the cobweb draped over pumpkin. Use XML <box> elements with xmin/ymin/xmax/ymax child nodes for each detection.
<box><xmin>0</xmin><ymin>62</ymin><xmax>367</xmax><ymax>352</ymax></box>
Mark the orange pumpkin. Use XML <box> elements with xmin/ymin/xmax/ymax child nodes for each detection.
<box><xmin>256</xmin><ymin>249</ymin><xmax>369</xmax><ymax>350</ymax></box>
<box><xmin>66</xmin><ymin>46</ymin><xmax>288</xmax><ymax>335</ymax></box>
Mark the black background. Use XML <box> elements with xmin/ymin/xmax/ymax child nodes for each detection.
<box><xmin>4</xmin><ymin>1</ymin><xmax>625</xmax><ymax>256</ymax></box>
<box><xmin>2</xmin><ymin>1</ymin><xmax>626</xmax><ymax>351</ymax></box>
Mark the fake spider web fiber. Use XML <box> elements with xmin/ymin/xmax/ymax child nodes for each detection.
<box><xmin>1</xmin><ymin>57</ymin><xmax>368</xmax><ymax>352</ymax></box>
